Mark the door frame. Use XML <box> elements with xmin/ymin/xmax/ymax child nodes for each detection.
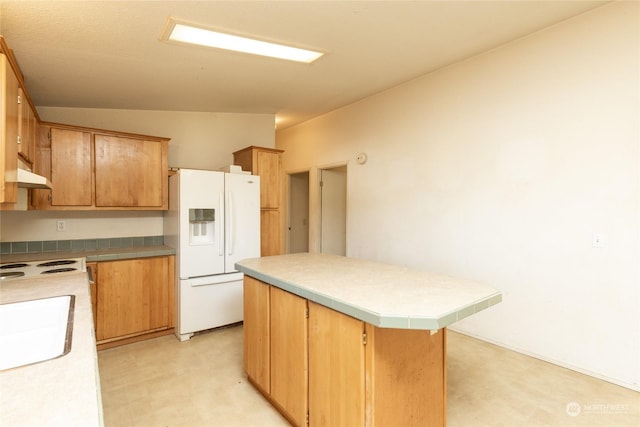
<box><xmin>286</xmin><ymin>169</ymin><xmax>311</xmax><ymax>254</ymax></box>
<box><xmin>319</xmin><ymin>163</ymin><xmax>348</xmax><ymax>256</ymax></box>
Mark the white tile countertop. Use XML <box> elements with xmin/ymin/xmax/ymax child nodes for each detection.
<box><xmin>235</xmin><ymin>253</ymin><xmax>502</xmax><ymax>330</ymax></box>
<box><xmin>0</xmin><ymin>271</ymin><xmax>103</xmax><ymax>427</ymax></box>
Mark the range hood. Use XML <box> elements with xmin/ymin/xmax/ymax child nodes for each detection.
<box><xmin>17</xmin><ymin>168</ymin><xmax>52</xmax><ymax>189</ymax></box>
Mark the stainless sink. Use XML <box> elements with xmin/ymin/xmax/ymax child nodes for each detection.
<box><xmin>0</xmin><ymin>295</ymin><xmax>75</xmax><ymax>371</ymax></box>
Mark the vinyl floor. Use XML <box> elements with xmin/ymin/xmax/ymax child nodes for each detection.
<box><xmin>97</xmin><ymin>326</ymin><xmax>639</xmax><ymax>427</ymax></box>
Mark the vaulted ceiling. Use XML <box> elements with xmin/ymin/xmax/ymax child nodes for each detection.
<box><xmin>0</xmin><ymin>1</ymin><xmax>608</xmax><ymax>129</ymax></box>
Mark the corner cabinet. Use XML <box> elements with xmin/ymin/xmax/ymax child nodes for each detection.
<box><xmin>243</xmin><ymin>275</ymin><xmax>446</xmax><ymax>427</ymax></box>
<box><xmin>233</xmin><ymin>146</ymin><xmax>284</xmax><ymax>256</ymax></box>
<box><xmin>33</xmin><ymin>123</ymin><xmax>169</xmax><ymax>210</ymax></box>
<box><xmin>92</xmin><ymin>255</ymin><xmax>175</xmax><ymax>350</ymax></box>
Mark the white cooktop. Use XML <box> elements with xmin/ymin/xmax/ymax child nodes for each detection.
<box><xmin>0</xmin><ymin>258</ymin><xmax>86</xmax><ymax>281</ymax></box>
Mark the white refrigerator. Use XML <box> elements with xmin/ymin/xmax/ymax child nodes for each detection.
<box><xmin>164</xmin><ymin>168</ymin><xmax>260</xmax><ymax>341</ymax></box>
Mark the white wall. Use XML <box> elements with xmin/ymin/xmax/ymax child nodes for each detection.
<box><xmin>276</xmin><ymin>2</ymin><xmax>639</xmax><ymax>390</ymax></box>
<box><xmin>0</xmin><ymin>109</ymin><xmax>275</xmax><ymax>242</ymax></box>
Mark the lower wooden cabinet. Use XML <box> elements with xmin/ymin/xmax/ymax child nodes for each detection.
<box><xmin>243</xmin><ymin>276</ymin><xmax>446</xmax><ymax>427</ymax></box>
<box><xmin>243</xmin><ymin>276</ymin><xmax>271</xmax><ymax>393</ymax></box>
<box><xmin>270</xmin><ymin>287</ymin><xmax>308</xmax><ymax>426</ymax></box>
<box><xmin>90</xmin><ymin>255</ymin><xmax>175</xmax><ymax>349</ymax></box>
<box><xmin>308</xmin><ymin>302</ymin><xmax>365</xmax><ymax>427</ymax></box>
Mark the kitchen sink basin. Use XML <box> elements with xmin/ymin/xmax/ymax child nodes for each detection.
<box><xmin>0</xmin><ymin>295</ymin><xmax>75</xmax><ymax>371</ymax></box>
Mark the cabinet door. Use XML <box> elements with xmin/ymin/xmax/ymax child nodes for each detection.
<box><xmin>243</xmin><ymin>276</ymin><xmax>271</xmax><ymax>394</ymax></box>
<box><xmin>270</xmin><ymin>287</ymin><xmax>308</xmax><ymax>426</ymax></box>
<box><xmin>308</xmin><ymin>302</ymin><xmax>365</xmax><ymax>427</ymax></box>
<box><xmin>256</xmin><ymin>150</ymin><xmax>281</xmax><ymax>209</ymax></box>
<box><xmin>94</xmin><ymin>134</ymin><xmax>167</xmax><ymax>208</ymax></box>
<box><xmin>1</xmin><ymin>54</ymin><xmax>18</xmax><ymax>204</ymax></box>
<box><xmin>51</xmin><ymin>128</ymin><xmax>92</xmax><ymax>206</ymax></box>
<box><xmin>31</xmin><ymin>124</ymin><xmax>52</xmax><ymax>208</ymax></box>
<box><xmin>260</xmin><ymin>209</ymin><xmax>281</xmax><ymax>256</ymax></box>
<box><xmin>17</xmin><ymin>88</ymin><xmax>36</xmax><ymax>163</ymax></box>
<box><xmin>96</xmin><ymin>257</ymin><xmax>171</xmax><ymax>341</ymax></box>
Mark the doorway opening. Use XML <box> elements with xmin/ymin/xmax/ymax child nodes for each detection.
<box><xmin>288</xmin><ymin>171</ymin><xmax>310</xmax><ymax>253</ymax></box>
<box><xmin>320</xmin><ymin>165</ymin><xmax>347</xmax><ymax>256</ymax></box>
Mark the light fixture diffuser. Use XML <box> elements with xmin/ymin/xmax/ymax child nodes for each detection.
<box><xmin>161</xmin><ymin>18</ymin><xmax>323</xmax><ymax>64</ymax></box>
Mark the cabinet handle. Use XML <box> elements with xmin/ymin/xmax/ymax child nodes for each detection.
<box><xmin>218</xmin><ymin>192</ymin><xmax>224</xmax><ymax>256</ymax></box>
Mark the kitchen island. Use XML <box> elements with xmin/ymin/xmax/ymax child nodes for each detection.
<box><xmin>236</xmin><ymin>253</ymin><xmax>501</xmax><ymax>427</ymax></box>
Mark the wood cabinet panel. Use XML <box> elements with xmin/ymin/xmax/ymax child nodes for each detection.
<box><xmin>17</xmin><ymin>87</ymin><xmax>36</xmax><ymax>164</ymax></box>
<box><xmin>243</xmin><ymin>276</ymin><xmax>271</xmax><ymax>394</ymax></box>
<box><xmin>270</xmin><ymin>287</ymin><xmax>308</xmax><ymax>426</ymax></box>
<box><xmin>87</xmin><ymin>262</ymin><xmax>98</xmax><ymax>329</ymax></box>
<box><xmin>96</xmin><ymin>256</ymin><xmax>171</xmax><ymax>341</ymax></box>
<box><xmin>233</xmin><ymin>146</ymin><xmax>284</xmax><ymax>255</ymax></box>
<box><xmin>94</xmin><ymin>134</ymin><xmax>167</xmax><ymax>208</ymax></box>
<box><xmin>256</xmin><ymin>150</ymin><xmax>281</xmax><ymax>209</ymax></box>
<box><xmin>260</xmin><ymin>209</ymin><xmax>281</xmax><ymax>256</ymax></box>
<box><xmin>51</xmin><ymin>128</ymin><xmax>92</xmax><ymax>206</ymax></box>
<box><xmin>31</xmin><ymin>124</ymin><xmax>52</xmax><ymax>208</ymax></box>
<box><xmin>308</xmin><ymin>301</ymin><xmax>365</xmax><ymax>427</ymax></box>
<box><xmin>244</xmin><ymin>276</ymin><xmax>445</xmax><ymax>427</ymax></box>
<box><xmin>1</xmin><ymin>53</ymin><xmax>19</xmax><ymax>205</ymax></box>
<box><xmin>366</xmin><ymin>327</ymin><xmax>445</xmax><ymax>427</ymax></box>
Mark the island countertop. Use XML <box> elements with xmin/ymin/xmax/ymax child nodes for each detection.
<box><xmin>235</xmin><ymin>253</ymin><xmax>501</xmax><ymax>330</ymax></box>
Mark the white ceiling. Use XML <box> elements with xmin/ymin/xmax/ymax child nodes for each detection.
<box><xmin>0</xmin><ymin>0</ymin><xmax>608</xmax><ymax>130</ymax></box>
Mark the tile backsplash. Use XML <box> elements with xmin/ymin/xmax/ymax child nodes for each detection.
<box><xmin>0</xmin><ymin>236</ymin><xmax>165</xmax><ymax>255</ymax></box>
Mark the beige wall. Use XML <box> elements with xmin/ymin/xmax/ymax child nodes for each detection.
<box><xmin>276</xmin><ymin>2</ymin><xmax>639</xmax><ymax>389</ymax></box>
<box><xmin>0</xmin><ymin>109</ymin><xmax>274</xmax><ymax>241</ymax></box>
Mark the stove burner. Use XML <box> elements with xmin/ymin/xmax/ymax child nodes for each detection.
<box><xmin>1</xmin><ymin>271</ymin><xmax>26</xmax><ymax>280</ymax></box>
<box><xmin>41</xmin><ymin>268</ymin><xmax>78</xmax><ymax>274</ymax></box>
<box><xmin>0</xmin><ymin>263</ymin><xmax>30</xmax><ymax>270</ymax></box>
<box><xmin>37</xmin><ymin>260</ymin><xmax>77</xmax><ymax>268</ymax></box>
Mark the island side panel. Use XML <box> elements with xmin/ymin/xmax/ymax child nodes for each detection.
<box><xmin>365</xmin><ymin>326</ymin><xmax>446</xmax><ymax>427</ymax></box>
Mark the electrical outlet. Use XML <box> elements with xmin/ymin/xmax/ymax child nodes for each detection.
<box><xmin>56</xmin><ymin>220</ymin><xmax>66</xmax><ymax>232</ymax></box>
<box><xmin>592</xmin><ymin>232</ymin><xmax>604</xmax><ymax>248</ymax></box>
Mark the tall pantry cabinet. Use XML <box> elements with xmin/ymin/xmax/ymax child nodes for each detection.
<box><xmin>233</xmin><ymin>146</ymin><xmax>284</xmax><ymax>256</ymax></box>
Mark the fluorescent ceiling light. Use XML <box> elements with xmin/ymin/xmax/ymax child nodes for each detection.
<box><xmin>162</xmin><ymin>19</ymin><xmax>323</xmax><ymax>63</ymax></box>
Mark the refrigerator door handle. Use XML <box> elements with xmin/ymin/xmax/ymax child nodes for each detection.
<box><xmin>227</xmin><ymin>191</ymin><xmax>234</xmax><ymax>256</ymax></box>
<box><xmin>218</xmin><ymin>192</ymin><xmax>224</xmax><ymax>256</ymax></box>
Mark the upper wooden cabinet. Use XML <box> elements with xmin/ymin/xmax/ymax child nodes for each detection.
<box><xmin>18</xmin><ymin>87</ymin><xmax>37</xmax><ymax>164</ymax></box>
<box><xmin>33</xmin><ymin>123</ymin><xmax>169</xmax><ymax>210</ymax></box>
<box><xmin>0</xmin><ymin>53</ymin><xmax>19</xmax><ymax>206</ymax></box>
<box><xmin>1</xmin><ymin>37</ymin><xmax>42</xmax><ymax>209</ymax></box>
<box><xmin>233</xmin><ymin>146</ymin><xmax>284</xmax><ymax>255</ymax></box>
<box><xmin>233</xmin><ymin>146</ymin><xmax>284</xmax><ymax>208</ymax></box>
<box><xmin>94</xmin><ymin>134</ymin><xmax>167</xmax><ymax>208</ymax></box>
<box><xmin>50</xmin><ymin>127</ymin><xmax>93</xmax><ymax>206</ymax></box>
